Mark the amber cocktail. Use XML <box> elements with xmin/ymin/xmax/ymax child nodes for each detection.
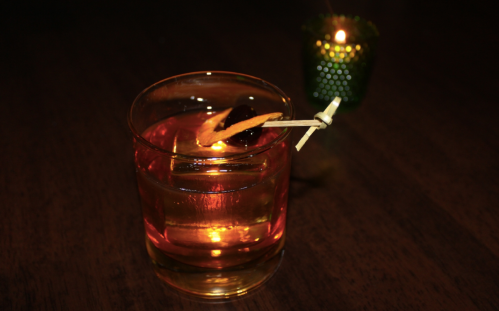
<box><xmin>128</xmin><ymin>72</ymin><xmax>294</xmax><ymax>298</ymax></box>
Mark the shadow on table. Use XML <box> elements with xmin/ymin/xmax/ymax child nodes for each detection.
<box><xmin>289</xmin><ymin>154</ymin><xmax>340</xmax><ymax>200</ymax></box>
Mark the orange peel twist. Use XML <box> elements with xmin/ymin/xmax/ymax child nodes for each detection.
<box><xmin>197</xmin><ymin>109</ymin><xmax>283</xmax><ymax>146</ymax></box>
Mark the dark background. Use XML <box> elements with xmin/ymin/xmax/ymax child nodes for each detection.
<box><xmin>1</xmin><ymin>0</ymin><xmax>498</xmax><ymax>310</ymax></box>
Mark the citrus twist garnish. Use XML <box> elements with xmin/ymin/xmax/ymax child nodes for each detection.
<box><xmin>197</xmin><ymin>109</ymin><xmax>282</xmax><ymax>146</ymax></box>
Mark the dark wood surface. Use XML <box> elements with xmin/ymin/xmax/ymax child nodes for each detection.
<box><xmin>1</xmin><ymin>1</ymin><xmax>498</xmax><ymax>310</ymax></box>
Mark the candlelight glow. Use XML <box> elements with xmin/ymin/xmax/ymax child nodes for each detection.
<box><xmin>210</xmin><ymin>231</ymin><xmax>221</xmax><ymax>242</ymax></box>
<box><xmin>211</xmin><ymin>141</ymin><xmax>226</xmax><ymax>151</ymax></box>
<box><xmin>211</xmin><ymin>250</ymin><xmax>221</xmax><ymax>257</ymax></box>
<box><xmin>335</xmin><ymin>30</ymin><xmax>346</xmax><ymax>44</ymax></box>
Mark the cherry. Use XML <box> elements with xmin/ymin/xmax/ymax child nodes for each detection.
<box><xmin>224</xmin><ymin>104</ymin><xmax>262</xmax><ymax>145</ymax></box>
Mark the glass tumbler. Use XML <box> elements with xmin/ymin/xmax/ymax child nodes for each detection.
<box><xmin>128</xmin><ymin>71</ymin><xmax>294</xmax><ymax>299</ymax></box>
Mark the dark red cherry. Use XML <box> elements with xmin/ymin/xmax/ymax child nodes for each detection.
<box><xmin>224</xmin><ymin>104</ymin><xmax>262</xmax><ymax>145</ymax></box>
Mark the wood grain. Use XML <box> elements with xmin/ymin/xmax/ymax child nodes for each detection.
<box><xmin>1</xmin><ymin>0</ymin><xmax>498</xmax><ymax>310</ymax></box>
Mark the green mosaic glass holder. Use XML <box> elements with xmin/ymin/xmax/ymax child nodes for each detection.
<box><xmin>302</xmin><ymin>14</ymin><xmax>379</xmax><ymax>113</ymax></box>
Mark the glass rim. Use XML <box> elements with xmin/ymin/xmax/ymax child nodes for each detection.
<box><xmin>128</xmin><ymin>71</ymin><xmax>295</xmax><ymax>161</ymax></box>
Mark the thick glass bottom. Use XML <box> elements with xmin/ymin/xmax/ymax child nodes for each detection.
<box><xmin>145</xmin><ymin>237</ymin><xmax>284</xmax><ymax>299</ymax></box>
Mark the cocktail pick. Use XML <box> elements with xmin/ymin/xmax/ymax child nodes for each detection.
<box><xmin>293</xmin><ymin>97</ymin><xmax>341</xmax><ymax>151</ymax></box>
<box><xmin>197</xmin><ymin>97</ymin><xmax>341</xmax><ymax>147</ymax></box>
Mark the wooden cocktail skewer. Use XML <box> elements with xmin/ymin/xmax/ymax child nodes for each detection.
<box><xmin>200</xmin><ymin>97</ymin><xmax>341</xmax><ymax>147</ymax></box>
<box><xmin>259</xmin><ymin>97</ymin><xmax>341</xmax><ymax>151</ymax></box>
<box><xmin>261</xmin><ymin>97</ymin><xmax>341</xmax><ymax>131</ymax></box>
<box><xmin>281</xmin><ymin>97</ymin><xmax>341</xmax><ymax>151</ymax></box>
<box><xmin>261</xmin><ymin>120</ymin><xmax>323</xmax><ymax>127</ymax></box>
<box><xmin>261</xmin><ymin>97</ymin><xmax>340</xmax><ymax>130</ymax></box>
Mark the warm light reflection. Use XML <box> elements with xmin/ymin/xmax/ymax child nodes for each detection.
<box><xmin>335</xmin><ymin>30</ymin><xmax>346</xmax><ymax>44</ymax></box>
<box><xmin>207</xmin><ymin>106</ymin><xmax>212</xmax><ymax>109</ymax></box>
<box><xmin>211</xmin><ymin>250</ymin><xmax>221</xmax><ymax>257</ymax></box>
<box><xmin>207</xmin><ymin>72</ymin><xmax>212</xmax><ymax>75</ymax></box>
<box><xmin>197</xmin><ymin>97</ymin><xmax>204</xmax><ymax>101</ymax></box>
<box><xmin>210</xmin><ymin>231</ymin><xmax>221</xmax><ymax>242</ymax></box>
<box><xmin>211</xmin><ymin>141</ymin><xmax>226</xmax><ymax>151</ymax></box>
<box><xmin>316</xmin><ymin>40</ymin><xmax>322</xmax><ymax>46</ymax></box>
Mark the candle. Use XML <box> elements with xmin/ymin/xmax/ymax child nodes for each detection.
<box><xmin>302</xmin><ymin>14</ymin><xmax>379</xmax><ymax>113</ymax></box>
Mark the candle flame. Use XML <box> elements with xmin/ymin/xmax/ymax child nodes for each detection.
<box><xmin>335</xmin><ymin>30</ymin><xmax>346</xmax><ymax>44</ymax></box>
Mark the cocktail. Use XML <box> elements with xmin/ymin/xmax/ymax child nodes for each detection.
<box><xmin>128</xmin><ymin>72</ymin><xmax>294</xmax><ymax>298</ymax></box>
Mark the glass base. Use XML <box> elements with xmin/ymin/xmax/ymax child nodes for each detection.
<box><xmin>146</xmin><ymin>237</ymin><xmax>285</xmax><ymax>299</ymax></box>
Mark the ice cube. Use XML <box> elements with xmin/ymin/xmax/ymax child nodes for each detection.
<box><xmin>173</xmin><ymin>128</ymin><xmax>246</xmax><ymax>158</ymax></box>
<box><xmin>168</xmin><ymin>128</ymin><xmax>270</xmax><ymax>192</ymax></box>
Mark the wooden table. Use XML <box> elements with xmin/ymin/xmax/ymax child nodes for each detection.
<box><xmin>1</xmin><ymin>1</ymin><xmax>498</xmax><ymax>310</ymax></box>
